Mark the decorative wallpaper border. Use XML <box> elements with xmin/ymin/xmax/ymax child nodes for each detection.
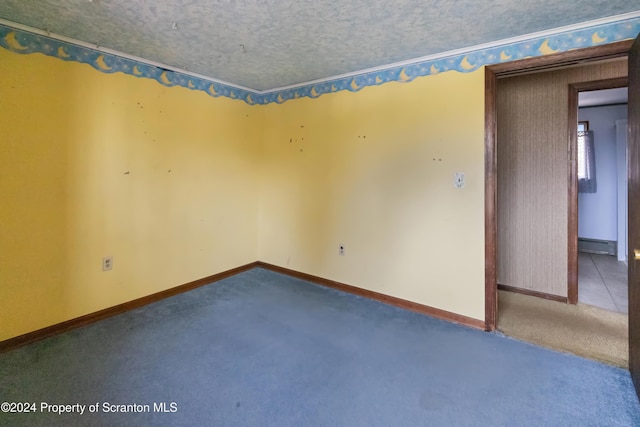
<box><xmin>1</xmin><ymin>16</ymin><xmax>639</xmax><ymax>106</ymax></box>
<box><xmin>0</xmin><ymin>24</ymin><xmax>257</xmax><ymax>104</ymax></box>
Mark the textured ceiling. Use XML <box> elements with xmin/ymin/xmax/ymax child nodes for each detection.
<box><xmin>0</xmin><ymin>1</ymin><xmax>639</xmax><ymax>91</ymax></box>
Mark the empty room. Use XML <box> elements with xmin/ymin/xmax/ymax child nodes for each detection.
<box><xmin>1</xmin><ymin>2</ymin><xmax>640</xmax><ymax>426</ymax></box>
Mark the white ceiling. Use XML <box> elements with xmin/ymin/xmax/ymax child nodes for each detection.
<box><xmin>579</xmin><ymin>87</ymin><xmax>628</xmax><ymax>107</ymax></box>
<box><xmin>0</xmin><ymin>1</ymin><xmax>639</xmax><ymax>91</ymax></box>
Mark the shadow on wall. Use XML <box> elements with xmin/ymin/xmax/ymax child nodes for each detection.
<box><xmin>0</xmin><ymin>48</ymin><xmax>261</xmax><ymax>341</ymax></box>
<box><xmin>0</xmin><ymin>52</ymin><xmax>75</xmax><ymax>336</ymax></box>
<box><xmin>258</xmin><ymin>73</ymin><xmax>484</xmax><ymax>316</ymax></box>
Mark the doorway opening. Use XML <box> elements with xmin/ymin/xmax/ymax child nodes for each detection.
<box><xmin>575</xmin><ymin>86</ymin><xmax>629</xmax><ymax>314</ymax></box>
<box><xmin>484</xmin><ymin>43</ymin><xmax>634</xmax><ymax>367</ymax></box>
<box><xmin>484</xmin><ymin>40</ymin><xmax>633</xmax><ymax>330</ymax></box>
<box><xmin>486</xmin><ymin>34</ymin><xmax>640</xmax><ymax>400</ymax></box>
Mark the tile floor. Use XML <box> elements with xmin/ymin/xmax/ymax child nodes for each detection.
<box><xmin>579</xmin><ymin>252</ymin><xmax>628</xmax><ymax>314</ymax></box>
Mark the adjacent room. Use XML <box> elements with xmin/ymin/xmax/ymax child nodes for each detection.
<box><xmin>494</xmin><ymin>61</ymin><xmax>631</xmax><ymax>367</ymax></box>
<box><xmin>577</xmin><ymin>87</ymin><xmax>629</xmax><ymax>313</ymax></box>
<box><xmin>1</xmin><ymin>2</ymin><xmax>640</xmax><ymax>425</ymax></box>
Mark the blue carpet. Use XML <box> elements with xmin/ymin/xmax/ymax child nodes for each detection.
<box><xmin>1</xmin><ymin>267</ymin><xmax>639</xmax><ymax>426</ymax></box>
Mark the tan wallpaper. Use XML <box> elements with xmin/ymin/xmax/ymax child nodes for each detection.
<box><xmin>497</xmin><ymin>59</ymin><xmax>627</xmax><ymax>297</ymax></box>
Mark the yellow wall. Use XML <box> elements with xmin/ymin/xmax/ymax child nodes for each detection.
<box><xmin>0</xmin><ymin>49</ymin><xmax>260</xmax><ymax>340</ymax></box>
<box><xmin>258</xmin><ymin>70</ymin><xmax>486</xmax><ymax>320</ymax></box>
<box><xmin>1</xmin><ymin>46</ymin><xmax>486</xmax><ymax>342</ymax></box>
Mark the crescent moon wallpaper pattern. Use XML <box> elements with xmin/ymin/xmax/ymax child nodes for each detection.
<box><xmin>1</xmin><ymin>17</ymin><xmax>639</xmax><ymax>105</ymax></box>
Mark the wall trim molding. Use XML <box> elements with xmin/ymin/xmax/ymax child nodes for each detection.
<box><xmin>1</xmin><ymin>13</ymin><xmax>640</xmax><ymax>105</ymax></box>
<box><xmin>256</xmin><ymin>261</ymin><xmax>486</xmax><ymax>331</ymax></box>
<box><xmin>484</xmin><ymin>66</ymin><xmax>498</xmax><ymax>332</ymax></box>
<box><xmin>498</xmin><ymin>284</ymin><xmax>568</xmax><ymax>303</ymax></box>
<box><xmin>0</xmin><ymin>17</ymin><xmax>255</xmax><ymax>92</ymax></box>
<box><xmin>266</xmin><ymin>11</ymin><xmax>640</xmax><ymax>94</ymax></box>
<box><xmin>0</xmin><ymin>262</ymin><xmax>259</xmax><ymax>353</ymax></box>
<box><xmin>1</xmin><ymin>261</ymin><xmax>487</xmax><ymax>352</ymax></box>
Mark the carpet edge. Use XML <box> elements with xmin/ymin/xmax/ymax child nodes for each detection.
<box><xmin>0</xmin><ymin>262</ymin><xmax>259</xmax><ymax>353</ymax></box>
<box><xmin>1</xmin><ymin>260</ymin><xmax>486</xmax><ymax>353</ymax></box>
<box><xmin>256</xmin><ymin>261</ymin><xmax>486</xmax><ymax>331</ymax></box>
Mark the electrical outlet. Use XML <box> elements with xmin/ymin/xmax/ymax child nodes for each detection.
<box><xmin>102</xmin><ymin>256</ymin><xmax>113</xmax><ymax>271</ymax></box>
<box><xmin>339</xmin><ymin>245</ymin><xmax>345</xmax><ymax>256</ymax></box>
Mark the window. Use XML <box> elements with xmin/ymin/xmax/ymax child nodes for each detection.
<box><xmin>577</xmin><ymin>121</ymin><xmax>596</xmax><ymax>193</ymax></box>
<box><xmin>577</xmin><ymin>121</ymin><xmax>589</xmax><ymax>179</ymax></box>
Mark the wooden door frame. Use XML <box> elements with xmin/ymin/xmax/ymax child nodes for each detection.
<box><xmin>628</xmin><ymin>35</ymin><xmax>640</xmax><ymax>396</ymax></box>
<box><xmin>567</xmin><ymin>77</ymin><xmax>628</xmax><ymax>304</ymax></box>
<box><xmin>484</xmin><ymin>40</ymin><xmax>633</xmax><ymax>331</ymax></box>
